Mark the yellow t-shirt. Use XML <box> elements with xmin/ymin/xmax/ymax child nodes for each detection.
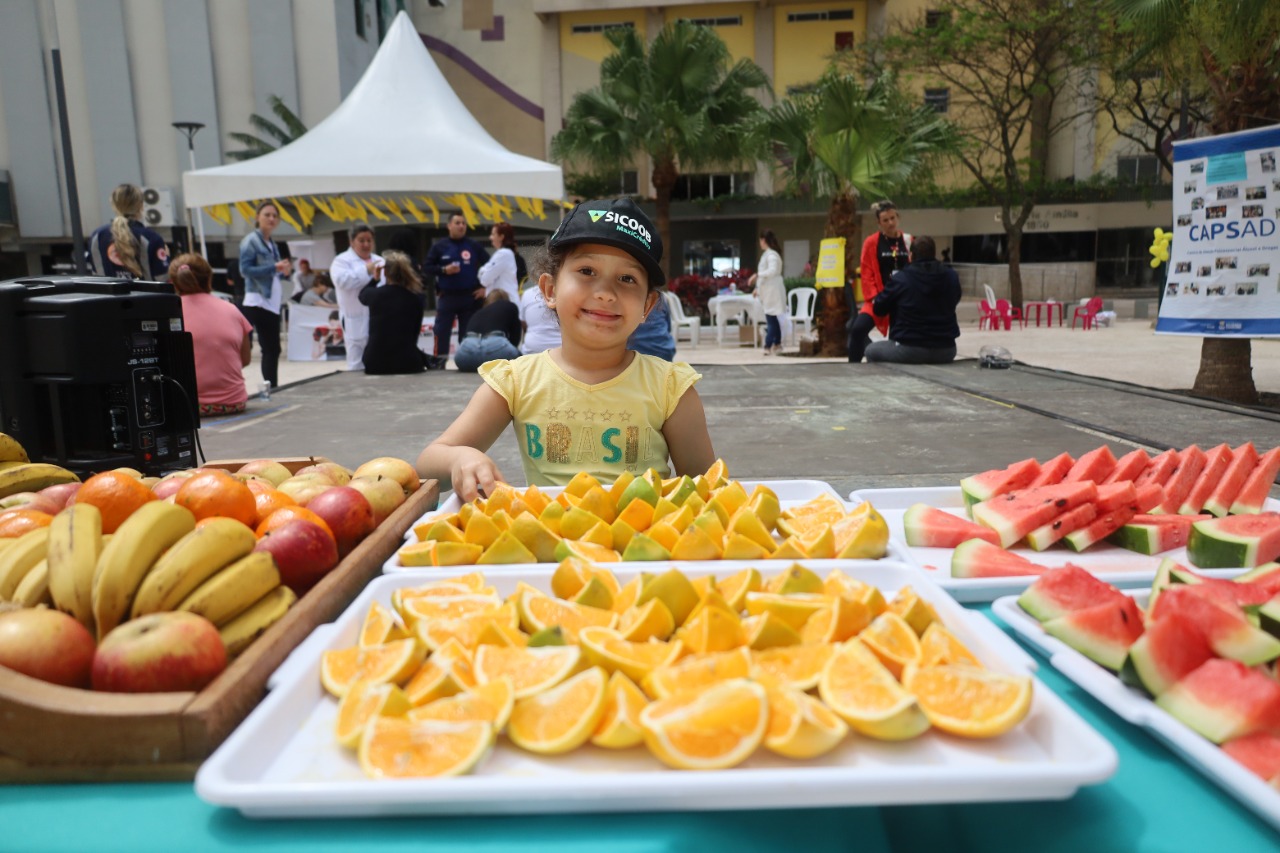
<box><xmin>479</xmin><ymin>351</ymin><xmax>701</xmax><ymax>487</ymax></box>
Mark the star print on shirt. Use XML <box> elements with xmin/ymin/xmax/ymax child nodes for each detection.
<box><xmin>563</xmin><ymin>407</ymin><xmax>579</xmax><ymax>420</ymax></box>
<box><xmin>545</xmin><ymin>407</ymin><xmax>560</xmax><ymax>420</ymax></box>
<box><xmin>584</xmin><ymin>411</ymin><xmax>597</xmax><ymax>423</ymax></box>
<box><xmin>619</xmin><ymin>411</ymin><xmax>632</xmax><ymax>423</ymax></box>
<box><xmin>600</xmin><ymin>410</ymin><xmax>614</xmax><ymax>423</ymax></box>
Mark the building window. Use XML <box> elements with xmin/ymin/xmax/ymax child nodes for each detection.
<box><xmin>683</xmin><ymin>239</ymin><xmax>741</xmax><ymax>277</ymax></box>
<box><xmin>621</xmin><ymin>170</ymin><xmax>638</xmax><ymax>195</ymax></box>
<box><xmin>925</xmin><ymin>10</ymin><xmax>951</xmax><ymax>28</ymax></box>
<box><xmin>354</xmin><ymin>0</ymin><xmax>366</xmax><ymax>39</ymax></box>
<box><xmin>670</xmin><ymin>172</ymin><xmax>753</xmax><ymax>201</ymax></box>
<box><xmin>570</xmin><ymin>22</ymin><xmax>635</xmax><ymax>34</ymax></box>
<box><xmin>834</xmin><ymin>32</ymin><xmax>854</xmax><ymax>51</ymax></box>
<box><xmin>787</xmin><ymin>10</ymin><xmax>855</xmax><ymax>23</ymax></box>
<box><xmin>924</xmin><ymin>88</ymin><xmax>950</xmax><ymax>113</ymax></box>
<box><xmin>681</xmin><ymin>16</ymin><xmax>743</xmax><ymax>27</ymax></box>
<box><xmin>1117</xmin><ymin>155</ymin><xmax>1161</xmax><ymax>185</ymax></box>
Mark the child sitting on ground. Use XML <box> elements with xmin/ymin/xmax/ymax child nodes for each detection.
<box><xmin>417</xmin><ymin>198</ymin><xmax>715</xmax><ymax>501</ymax></box>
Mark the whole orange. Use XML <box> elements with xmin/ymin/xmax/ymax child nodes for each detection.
<box><xmin>0</xmin><ymin>509</ymin><xmax>55</xmax><ymax>538</ymax></box>
<box><xmin>256</xmin><ymin>505</ymin><xmax>335</xmax><ymax>543</ymax></box>
<box><xmin>253</xmin><ymin>487</ymin><xmax>297</xmax><ymax>523</ymax></box>
<box><xmin>175</xmin><ymin>470</ymin><xmax>257</xmax><ymax>526</ymax></box>
<box><xmin>73</xmin><ymin>471</ymin><xmax>158</xmax><ymax>534</ymax></box>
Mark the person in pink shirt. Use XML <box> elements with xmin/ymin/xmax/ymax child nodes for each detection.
<box><xmin>170</xmin><ymin>253</ymin><xmax>253</xmax><ymax>415</ymax></box>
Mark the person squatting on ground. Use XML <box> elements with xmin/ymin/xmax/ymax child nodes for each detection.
<box><xmin>453</xmin><ymin>290</ymin><xmax>523</xmax><ymax>372</ymax></box>
<box><xmin>87</xmin><ymin>183</ymin><xmax>171</xmax><ymax>281</ymax></box>
<box><xmin>170</xmin><ymin>253</ymin><xmax>252</xmax><ymax>416</ymax></box>
<box><xmin>237</xmin><ymin>201</ymin><xmax>291</xmax><ymax>389</ymax></box>
<box><xmin>864</xmin><ymin>236</ymin><xmax>960</xmax><ymax>365</ymax></box>
<box><xmin>750</xmin><ymin>229</ymin><xmax>786</xmax><ymax>354</ymax></box>
<box><xmin>478</xmin><ymin>221</ymin><xmax>520</xmax><ymax>304</ymax></box>
<box><xmin>358</xmin><ymin>250</ymin><xmax>435</xmax><ymax>375</ymax></box>
<box><xmin>417</xmin><ymin>198</ymin><xmax>716</xmax><ymax>502</ymax></box>
<box><xmin>425</xmin><ymin>213</ymin><xmax>489</xmax><ymax>357</ymax></box>
<box><xmin>849</xmin><ymin>199</ymin><xmax>913</xmax><ymax>363</ymax></box>
<box><xmin>330</xmin><ymin>222</ymin><xmax>384</xmax><ymax>372</ymax></box>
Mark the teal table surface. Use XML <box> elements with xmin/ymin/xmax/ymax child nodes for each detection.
<box><xmin>1</xmin><ymin>606</ymin><xmax>1275</xmax><ymax>853</ymax></box>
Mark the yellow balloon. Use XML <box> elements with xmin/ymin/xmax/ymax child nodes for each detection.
<box><xmin>1154</xmin><ymin>228</ymin><xmax>1165</xmax><ymax>239</ymax></box>
<box><xmin>1150</xmin><ymin>258</ymin><xmax>1161</xmax><ymax>268</ymax></box>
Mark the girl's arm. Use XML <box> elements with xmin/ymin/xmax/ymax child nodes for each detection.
<box><xmin>416</xmin><ymin>384</ymin><xmax>514</xmax><ymax>502</ymax></box>
<box><xmin>662</xmin><ymin>387</ymin><xmax>716</xmax><ymax>477</ymax></box>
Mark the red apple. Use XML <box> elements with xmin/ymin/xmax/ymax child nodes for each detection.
<box><xmin>92</xmin><ymin>612</ymin><xmax>226</xmax><ymax>693</ymax></box>
<box><xmin>353</xmin><ymin>457</ymin><xmax>420</xmax><ymax>495</ymax></box>
<box><xmin>236</xmin><ymin>459</ymin><xmax>292</xmax><ymax>487</ymax></box>
<box><xmin>296</xmin><ymin>462</ymin><xmax>352</xmax><ymax>486</ymax></box>
<box><xmin>38</xmin><ymin>482</ymin><xmax>82</xmax><ymax>510</ymax></box>
<box><xmin>348</xmin><ymin>475</ymin><xmax>406</xmax><ymax>526</ymax></box>
<box><xmin>254</xmin><ymin>519</ymin><xmax>340</xmax><ymax>595</ymax></box>
<box><xmin>152</xmin><ymin>471</ymin><xmax>197</xmax><ymax>500</ymax></box>
<box><xmin>277</xmin><ymin>474</ymin><xmax>334</xmax><ymax>506</ymax></box>
<box><xmin>0</xmin><ymin>608</ymin><xmax>97</xmax><ymax>688</ymax></box>
<box><xmin>0</xmin><ymin>491</ymin><xmax>63</xmax><ymax>515</ymax></box>
<box><xmin>306</xmin><ymin>486</ymin><xmax>376</xmax><ymax>557</ymax></box>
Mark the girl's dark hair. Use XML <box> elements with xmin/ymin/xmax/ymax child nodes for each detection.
<box><xmin>760</xmin><ymin>229</ymin><xmax>780</xmax><ymax>253</ymax></box>
<box><xmin>169</xmin><ymin>253</ymin><xmax>213</xmax><ymax>295</ymax></box>
<box><xmin>492</xmin><ymin>221</ymin><xmax>516</xmax><ymax>250</ymax></box>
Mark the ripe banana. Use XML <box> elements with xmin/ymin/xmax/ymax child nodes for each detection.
<box><xmin>129</xmin><ymin>517</ymin><xmax>257</xmax><ymax>619</ymax></box>
<box><xmin>0</xmin><ymin>433</ymin><xmax>28</xmax><ymax>465</ymax></box>
<box><xmin>13</xmin><ymin>558</ymin><xmax>51</xmax><ymax>607</ymax></box>
<box><xmin>91</xmin><ymin>501</ymin><xmax>196</xmax><ymax>641</ymax></box>
<box><xmin>0</xmin><ymin>527</ymin><xmax>50</xmax><ymax>600</ymax></box>
<box><xmin>46</xmin><ymin>503</ymin><xmax>103</xmax><ymax>628</ymax></box>
<box><xmin>218</xmin><ymin>585</ymin><xmax>296</xmax><ymax>659</ymax></box>
<box><xmin>0</xmin><ymin>462</ymin><xmax>79</xmax><ymax>500</ymax></box>
<box><xmin>176</xmin><ymin>551</ymin><xmax>281</xmax><ymax>626</ymax></box>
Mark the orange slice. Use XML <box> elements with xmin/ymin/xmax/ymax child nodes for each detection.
<box><xmin>415</xmin><ymin>602</ymin><xmax>518</xmax><ymax>652</ymax></box>
<box><xmin>716</xmin><ymin>567</ymin><xmax>762</xmax><ymax>611</ymax></box>
<box><xmin>918</xmin><ymin>622</ymin><xmax>982</xmax><ymax>668</ymax></box>
<box><xmin>888</xmin><ymin>586</ymin><xmax>940</xmax><ymax>636</ymax></box>
<box><xmin>743</xmin><ymin>612</ymin><xmax>802</xmax><ymax>650</ymax></box>
<box><xmin>611</xmin><ymin>576</ymin><xmax>642</xmax><ymax>614</ymax></box>
<box><xmin>407</xmin><ymin>676</ymin><xmax>515</xmax><ymax>733</ymax></box>
<box><xmin>641</xmin><ymin>646</ymin><xmax>752</xmax><ymax>700</ymax></box>
<box><xmin>397</xmin><ymin>592</ymin><xmax>503</xmax><ymax>626</ymax></box>
<box><xmin>516</xmin><ymin>588</ymin><xmax>616</xmax><ymax>641</ymax></box>
<box><xmin>764</xmin><ymin>685</ymin><xmax>848</xmax><ymax>759</ymax></box>
<box><xmin>903</xmin><ymin>665</ymin><xmax>1032</xmax><ymax>738</ymax></box>
<box><xmin>472</xmin><ymin>644</ymin><xmax>581</xmax><ymax>699</ymax></box>
<box><xmin>638</xmin><ymin>678</ymin><xmax>767</xmax><ymax>770</ymax></box>
<box><xmin>858</xmin><ymin>612</ymin><xmax>922</xmax><ymax>680</ymax></box>
<box><xmin>818</xmin><ymin>638</ymin><xmax>929</xmax><ymax>741</ymax></box>
<box><xmin>335</xmin><ymin>682</ymin><xmax>410</xmax><ymax>748</ymax></box>
<box><xmin>703</xmin><ymin>458</ymin><xmax>730</xmax><ymax>488</ymax></box>
<box><xmin>743</xmin><ymin>592</ymin><xmax>829</xmax><ymax>631</ymax></box>
<box><xmin>591</xmin><ymin>670</ymin><xmax>650</xmax><ymax>749</ymax></box>
<box><xmin>403</xmin><ymin>638</ymin><xmax>477</xmax><ymax>705</ymax></box>
<box><xmin>507</xmin><ymin>666</ymin><xmax>609</xmax><ymax>755</ymax></box>
<box><xmin>578</xmin><ymin>626</ymin><xmax>685</xmax><ymax>682</ymax></box>
<box><xmin>800</xmin><ymin>595</ymin><xmax>872</xmax><ymax>645</ymax></box>
<box><xmin>616</xmin><ymin>597</ymin><xmax>675</xmax><ymax>642</ymax></box>
<box><xmin>320</xmin><ymin>637</ymin><xmax>426</xmax><ymax>698</ymax></box>
<box><xmin>358</xmin><ymin>717</ymin><xmax>494</xmax><ymax>778</ymax></box>
<box><xmin>359</xmin><ymin>600</ymin><xmax>408</xmax><ymax>649</ymax></box>
<box><xmin>675</xmin><ymin>606</ymin><xmax>746</xmax><ymax>654</ymax></box>
<box><xmin>750</xmin><ymin>643</ymin><xmax>835</xmax><ymax>692</ymax></box>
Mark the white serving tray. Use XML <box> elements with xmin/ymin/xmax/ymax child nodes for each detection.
<box><xmin>993</xmin><ymin>592</ymin><xmax>1280</xmax><ymax>832</ymax></box>
<box><xmin>196</xmin><ymin>561</ymin><xmax>1116</xmax><ymax>819</ymax></box>
<box><xmin>849</xmin><ymin>486</ymin><xmax>1258</xmax><ymax>603</ymax></box>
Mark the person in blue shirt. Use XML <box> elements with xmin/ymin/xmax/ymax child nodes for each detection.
<box><xmin>424</xmin><ymin>213</ymin><xmax>489</xmax><ymax>357</ymax></box>
<box><xmin>85</xmin><ymin>184</ymin><xmax>170</xmax><ymax>281</ymax></box>
<box><xmin>626</xmin><ymin>289</ymin><xmax>676</xmax><ymax>361</ymax></box>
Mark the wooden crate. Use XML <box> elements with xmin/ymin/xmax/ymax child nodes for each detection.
<box><xmin>0</xmin><ymin>458</ymin><xmax>438</xmax><ymax>782</ymax></box>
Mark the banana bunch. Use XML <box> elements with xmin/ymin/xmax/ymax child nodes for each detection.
<box><xmin>0</xmin><ymin>433</ymin><xmax>80</xmax><ymax>499</ymax></box>
<box><xmin>0</xmin><ymin>527</ymin><xmax>50</xmax><ymax>603</ymax></box>
<box><xmin>0</xmin><ymin>432</ymin><xmax>29</xmax><ymax>465</ymax></box>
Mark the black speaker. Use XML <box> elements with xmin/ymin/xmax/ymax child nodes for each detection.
<box><xmin>0</xmin><ymin>276</ymin><xmax>200</xmax><ymax>476</ymax></box>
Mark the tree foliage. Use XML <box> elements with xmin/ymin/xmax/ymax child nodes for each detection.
<box><xmin>226</xmin><ymin>95</ymin><xmax>308</xmax><ymax>162</ymax></box>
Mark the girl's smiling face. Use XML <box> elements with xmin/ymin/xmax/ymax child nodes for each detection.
<box><xmin>541</xmin><ymin>243</ymin><xmax>657</xmax><ymax>348</ymax></box>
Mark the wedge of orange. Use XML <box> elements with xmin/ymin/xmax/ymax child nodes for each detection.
<box><xmin>764</xmin><ymin>685</ymin><xmax>848</xmax><ymax>759</ymax></box>
<box><xmin>472</xmin><ymin>644</ymin><xmax>581</xmax><ymax>699</ymax></box>
<box><xmin>638</xmin><ymin>678</ymin><xmax>767</xmax><ymax>770</ymax></box>
<box><xmin>591</xmin><ymin>670</ymin><xmax>650</xmax><ymax>749</ymax></box>
<box><xmin>903</xmin><ymin>664</ymin><xmax>1032</xmax><ymax>738</ymax></box>
<box><xmin>415</xmin><ymin>603</ymin><xmax>518</xmax><ymax>652</ymax></box>
<box><xmin>407</xmin><ymin>676</ymin><xmax>515</xmax><ymax>733</ymax></box>
<box><xmin>358</xmin><ymin>717</ymin><xmax>494</xmax><ymax>778</ymax></box>
<box><xmin>398</xmin><ymin>592</ymin><xmax>504</xmax><ymax>626</ymax></box>
<box><xmin>616</xmin><ymin>597</ymin><xmax>675</xmax><ymax>642</ymax></box>
<box><xmin>750</xmin><ymin>643</ymin><xmax>835</xmax><ymax>692</ymax></box>
<box><xmin>359</xmin><ymin>600</ymin><xmax>407</xmax><ymax>649</ymax></box>
<box><xmin>918</xmin><ymin>622</ymin><xmax>982</xmax><ymax>668</ymax></box>
<box><xmin>578</xmin><ymin>626</ymin><xmax>685</xmax><ymax>682</ymax></box>
<box><xmin>818</xmin><ymin>638</ymin><xmax>929</xmax><ymax>741</ymax></box>
<box><xmin>507</xmin><ymin>666</ymin><xmax>608</xmax><ymax>755</ymax></box>
<box><xmin>516</xmin><ymin>588</ymin><xmax>616</xmax><ymax>641</ymax></box>
<box><xmin>641</xmin><ymin>646</ymin><xmax>752</xmax><ymax>700</ymax></box>
<box><xmin>334</xmin><ymin>682</ymin><xmax>410</xmax><ymax>748</ymax></box>
<box><xmin>403</xmin><ymin>638</ymin><xmax>477</xmax><ymax>706</ymax></box>
<box><xmin>320</xmin><ymin>637</ymin><xmax>427</xmax><ymax>698</ymax></box>
<box><xmin>858</xmin><ymin>612</ymin><xmax>922</xmax><ymax>680</ymax></box>
<box><xmin>888</xmin><ymin>585</ymin><xmax>940</xmax><ymax>636</ymax></box>
<box><xmin>800</xmin><ymin>595</ymin><xmax>872</xmax><ymax>645</ymax></box>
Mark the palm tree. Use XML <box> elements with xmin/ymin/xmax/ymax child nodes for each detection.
<box><xmin>1113</xmin><ymin>0</ymin><xmax>1280</xmax><ymax>404</ymax></box>
<box><xmin>551</xmin><ymin>21</ymin><xmax>771</xmax><ymax>279</ymax></box>
<box><xmin>226</xmin><ymin>95</ymin><xmax>308</xmax><ymax>162</ymax></box>
<box><xmin>757</xmin><ymin>71</ymin><xmax>957</xmax><ymax>355</ymax></box>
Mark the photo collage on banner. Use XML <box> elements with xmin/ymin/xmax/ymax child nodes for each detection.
<box><xmin>1157</xmin><ymin>124</ymin><xmax>1280</xmax><ymax>337</ymax></box>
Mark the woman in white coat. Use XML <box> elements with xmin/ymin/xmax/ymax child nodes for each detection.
<box><xmin>477</xmin><ymin>221</ymin><xmax>519</xmax><ymax>303</ymax></box>
<box><xmin>750</xmin><ymin>229</ymin><xmax>786</xmax><ymax>354</ymax></box>
<box><xmin>330</xmin><ymin>222</ymin><xmax>383</xmax><ymax>371</ymax></box>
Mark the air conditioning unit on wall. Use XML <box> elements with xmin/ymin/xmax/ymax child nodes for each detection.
<box><xmin>141</xmin><ymin>187</ymin><xmax>176</xmax><ymax>227</ymax></box>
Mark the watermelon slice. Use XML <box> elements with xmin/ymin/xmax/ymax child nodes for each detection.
<box><xmin>1235</xmin><ymin>561</ymin><xmax>1280</xmax><ymax>584</ymax></box>
<box><xmin>1108</xmin><ymin>514</ymin><xmax>1211</xmax><ymax>555</ymax></box>
<box><xmin>902</xmin><ymin>504</ymin><xmax>1001</xmax><ymax>548</ymax></box>
<box><xmin>1017</xmin><ymin>564</ymin><xmax>1127</xmax><ymax>622</ymax></box>
<box><xmin>1025</xmin><ymin>503</ymin><xmax>1098</xmax><ymax>551</ymax></box>
<box><xmin>1179</xmin><ymin>443</ymin><xmax>1233</xmax><ymax>515</ymax></box>
<box><xmin>950</xmin><ymin>539</ymin><xmax>1046</xmax><ymax>578</ymax></box>
<box><xmin>1063</xmin><ymin>505</ymin><xmax>1139</xmax><ymax>552</ymax></box>
<box><xmin>1221</xmin><ymin>732</ymin><xmax>1280</xmax><ymax>783</ymax></box>
<box><xmin>971</xmin><ymin>482</ymin><xmax>1099</xmax><ymax>548</ymax></box>
<box><xmin>960</xmin><ymin>458</ymin><xmax>1042</xmax><ymax>509</ymax></box>
<box><xmin>1120</xmin><ymin>612</ymin><xmax>1215</xmax><ymax>697</ymax></box>
<box><xmin>1134</xmin><ymin>483</ymin><xmax>1166</xmax><ymax>513</ymax></box>
<box><xmin>1027</xmin><ymin>452</ymin><xmax>1075</xmax><ymax>487</ymax></box>
<box><xmin>1187</xmin><ymin>512</ymin><xmax>1280</xmax><ymax>568</ymax></box>
<box><xmin>1094</xmin><ymin>482</ymin><xmax>1139</xmax><ymax>513</ymax></box>
<box><xmin>1203</xmin><ymin>443</ymin><xmax>1259</xmax><ymax>517</ymax></box>
<box><xmin>1134</xmin><ymin>449</ymin><xmax>1179</xmax><ymax>491</ymax></box>
<box><xmin>1155</xmin><ymin>658</ymin><xmax>1280</xmax><ymax>744</ymax></box>
<box><xmin>1149</xmin><ymin>586</ymin><xmax>1280</xmax><ymax>665</ymax></box>
<box><xmin>1260</xmin><ymin>593</ymin><xmax>1280</xmax><ymax>639</ymax></box>
<box><xmin>1102</xmin><ymin>449</ymin><xmax>1151</xmax><ymax>484</ymax></box>
<box><xmin>1229</xmin><ymin>446</ymin><xmax>1280</xmax><ymax>515</ymax></box>
<box><xmin>1043</xmin><ymin>596</ymin><xmax>1145</xmax><ymax>671</ymax></box>
<box><xmin>1062</xmin><ymin>446</ymin><xmax>1117</xmax><ymax>484</ymax></box>
<box><xmin>1180</xmin><ymin>577</ymin><xmax>1280</xmax><ymax>610</ymax></box>
<box><xmin>1156</xmin><ymin>445</ymin><xmax>1208</xmax><ymax>514</ymax></box>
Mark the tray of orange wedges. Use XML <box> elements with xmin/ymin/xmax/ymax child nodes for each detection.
<box><xmin>194</xmin><ymin>560</ymin><xmax>1116</xmax><ymax>818</ymax></box>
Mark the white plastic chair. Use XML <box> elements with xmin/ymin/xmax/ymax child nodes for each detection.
<box><xmin>983</xmin><ymin>283</ymin><xmax>998</xmax><ymax>308</ymax></box>
<box><xmin>788</xmin><ymin>287</ymin><xmax>817</xmax><ymax>341</ymax></box>
<box><xmin>662</xmin><ymin>291</ymin><xmax>700</xmax><ymax>348</ymax></box>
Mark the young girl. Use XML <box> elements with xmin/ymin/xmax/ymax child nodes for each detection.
<box><xmin>418</xmin><ymin>198</ymin><xmax>716</xmax><ymax>502</ymax></box>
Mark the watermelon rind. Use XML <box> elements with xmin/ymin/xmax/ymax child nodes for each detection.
<box><xmin>971</xmin><ymin>482</ymin><xmax>1099</xmax><ymax>548</ymax></box>
<box><xmin>1260</xmin><ymin>594</ymin><xmax>1280</xmax><ymax>639</ymax></box>
<box><xmin>1119</xmin><ymin>613</ymin><xmax>1215</xmax><ymax>698</ymax></box>
<box><xmin>1187</xmin><ymin>513</ymin><xmax>1280</xmax><ymax>569</ymax></box>
<box><xmin>1202</xmin><ymin>443</ymin><xmax>1259</xmax><ymax>517</ymax></box>
<box><xmin>1025</xmin><ymin>503</ymin><xmax>1097</xmax><ymax>551</ymax></box>
<box><xmin>1062</xmin><ymin>506</ymin><xmax>1138</xmax><ymax>552</ymax></box>
<box><xmin>1221</xmin><ymin>732</ymin><xmax>1280</xmax><ymax>783</ymax></box>
<box><xmin>1155</xmin><ymin>658</ymin><xmax>1280</xmax><ymax>744</ymax></box>
<box><xmin>1043</xmin><ymin>597</ymin><xmax>1144</xmax><ymax>671</ymax></box>
<box><xmin>1151</xmin><ymin>586</ymin><xmax>1280</xmax><ymax>665</ymax></box>
<box><xmin>959</xmin><ymin>458</ymin><xmax>1041</xmax><ymax>511</ymax></box>
<box><xmin>902</xmin><ymin>503</ymin><xmax>999</xmax><ymax>548</ymax></box>
<box><xmin>1016</xmin><ymin>564</ymin><xmax>1124</xmax><ymax>622</ymax></box>
<box><xmin>1236</xmin><ymin>561</ymin><xmax>1280</xmax><ymax>584</ymax></box>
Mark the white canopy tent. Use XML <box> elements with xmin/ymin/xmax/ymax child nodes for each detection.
<box><xmin>182</xmin><ymin>11</ymin><xmax>563</xmax><ymax>208</ymax></box>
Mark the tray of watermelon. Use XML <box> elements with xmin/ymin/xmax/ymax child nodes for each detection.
<box><xmin>852</xmin><ymin>443</ymin><xmax>1280</xmax><ymax>603</ymax></box>
<box><xmin>992</xmin><ymin>562</ymin><xmax>1280</xmax><ymax>831</ymax></box>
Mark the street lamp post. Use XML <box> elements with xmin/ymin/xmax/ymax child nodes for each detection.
<box><xmin>172</xmin><ymin>122</ymin><xmax>207</xmax><ymax>256</ymax></box>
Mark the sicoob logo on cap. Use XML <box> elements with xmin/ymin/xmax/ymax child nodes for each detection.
<box><xmin>591</xmin><ymin>208</ymin><xmax>652</xmax><ymax>249</ymax></box>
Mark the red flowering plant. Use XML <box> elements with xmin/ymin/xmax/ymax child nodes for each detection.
<box><xmin>667</xmin><ymin>269</ymin><xmax>755</xmax><ymax>321</ymax></box>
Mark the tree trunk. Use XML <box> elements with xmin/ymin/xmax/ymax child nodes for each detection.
<box><xmin>1192</xmin><ymin>338</ymin><xmax>1259</xmax><ymax>405</ymax></box>
<box><xmin>1006</xmin><ymin>225</ymin><xmax>1025</xmax><ymax>307</ymax></box>
<box><xmin>817</xmin><ymin>190</ymin><xmax>858</xmax><ymax>357</ymax></box>
<box><xmin>650</xmin><ymin>159</ymin><xmax>679</xmax><ymax>284</ymax></box>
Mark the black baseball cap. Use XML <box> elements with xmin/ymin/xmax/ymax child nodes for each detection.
<box><xmin>549</xmin><ymin>198</ymin><xmax>665</xmax><ymax>288</ymax></box>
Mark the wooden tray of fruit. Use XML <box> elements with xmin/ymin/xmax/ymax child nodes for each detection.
<box><xmin>0</xmin><ymin>445</ymin><xmax>438</xmax><ymax>782</ymax></box>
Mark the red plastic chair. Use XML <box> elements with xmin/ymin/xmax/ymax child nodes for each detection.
<box><xmin>995</xmin><ymin>298</ymin><xmax>1025</xmax><ymax>330</ymax></box>
<box><xmin>1072</xmin><ymin>297</ymin><xmax>1104</xmax><ymax>330</ymax></box>
<box><xmin>978</xmin><ymin>299</ymin><xmax>1002</xmax><ymax>330</ymax></box>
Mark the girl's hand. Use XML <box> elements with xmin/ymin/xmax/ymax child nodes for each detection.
<box><xmin>449</xmin><ymin>448</ymin><xmax>506</xmax><ymax>503</ymax></box>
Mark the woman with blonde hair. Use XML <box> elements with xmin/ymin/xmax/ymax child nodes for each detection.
<box><xmin>86</xmin><ymin>183</ymin><xmax>171</xmax><ymax>280</ymax></box>
<box><xmin>169</xmin><ymin>253</ymin><xmax>253</xmax><ymax>415</ymax></box>
<box><xmin>359</xmin><ymin>249</ymin><xmax>435</xmax><ymax>374</ymax></box>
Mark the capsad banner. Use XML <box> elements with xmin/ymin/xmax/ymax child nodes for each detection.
<box><xmin>1157</xmin><ymin>124</ymin><xmax>1280</xmax><ymax>337</ymax></box>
